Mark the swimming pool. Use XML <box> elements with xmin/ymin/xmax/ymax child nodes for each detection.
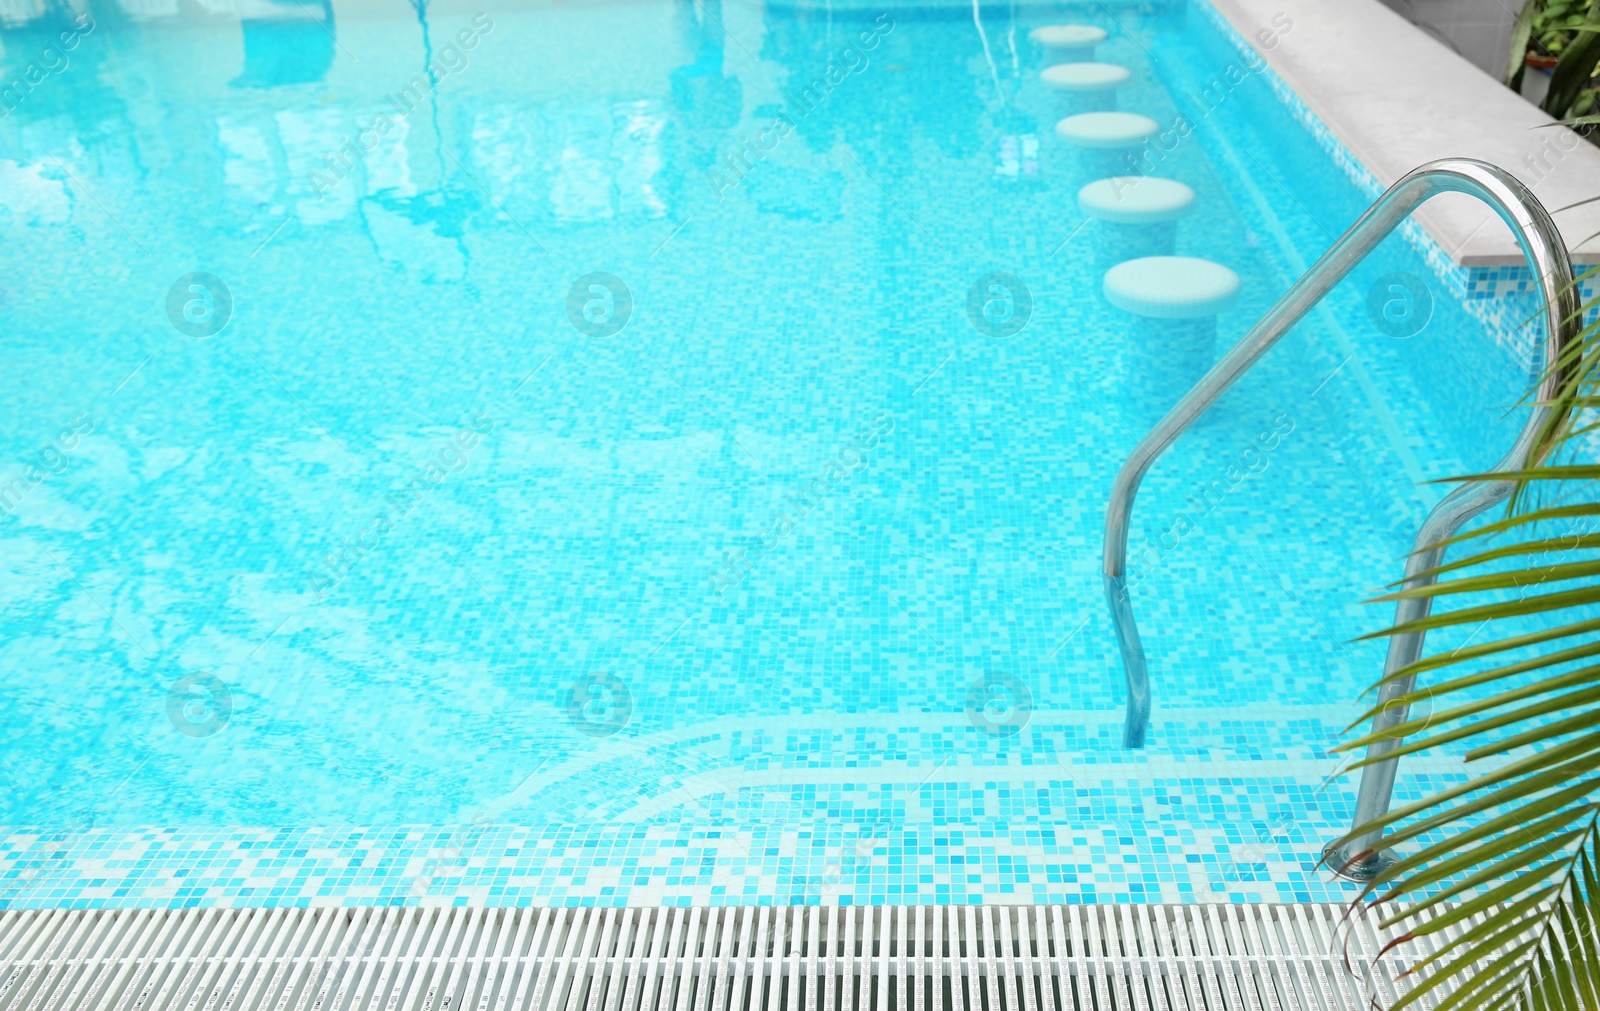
<box><xmin>0</xmin><ymin>0</ymin><xmax>1543</xmax><ymax>909</ymax></box>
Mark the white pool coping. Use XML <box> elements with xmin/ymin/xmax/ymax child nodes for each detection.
<box><xmin>1207</xmin><ymin>0</ymin><xmax>1600</xmax><ymax>266</ymax></box>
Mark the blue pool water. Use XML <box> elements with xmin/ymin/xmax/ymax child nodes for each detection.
<box><xmin>0</xmin><ymin>0</ymin><xmax>1546</xmax><ymax>908</ymax></box>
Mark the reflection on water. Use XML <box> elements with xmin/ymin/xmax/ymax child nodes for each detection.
<box><xmin>233</xmin><ymin>0</ymin><xmax>335</xmax><ymax>88</ymax></box>
<box><xmin>0</xmin><ymin>0</ymin><xmax>953</xmax><ymax>240</ymax></box>
<box><xmin>0</xmin><ymin>1</ymin><xmax>103</xmax><ymax>124</ymax></box>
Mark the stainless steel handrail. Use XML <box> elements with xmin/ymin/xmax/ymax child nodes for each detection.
<box><xmin>1101</xmin><ymin>159</ymin><xmax>1579</xmax><ymax>877</ymax></box>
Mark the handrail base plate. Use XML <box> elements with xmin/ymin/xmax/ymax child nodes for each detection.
<box><xmin>1322</xmin><ymin>839</ymin><xmax>1399</xmax><ymax>883</ymax></box>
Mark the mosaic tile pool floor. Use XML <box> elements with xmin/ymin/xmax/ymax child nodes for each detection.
<box><xmin>0</xmin><ymin>0</ymin><xmax>1548</xmax><ymax>909</ymax></box>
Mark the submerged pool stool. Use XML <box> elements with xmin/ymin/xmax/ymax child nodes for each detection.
<box><xmin>1056</xmin><ymin>112</ymin><xmax>1158</xmax><ymax>179</ymax></box>
<box><xmin>1029</xmin><ymin>24</ymin><xmax>1107</xmax><ymax>62</ymax></box>
<box><xmin>1041</xmin><ymin>62</ymin><xmax>1131</xmax><ymax>115</ymax></box>
<box><xmin>1078</xmin><ymin>176</ymin><xmax>1196</xmax><ymax>267</ymax></box>
<box><xmin>1104</xmin><ymin>256</ymin><xmax>1240</xmax><ymax>421</ymax></box>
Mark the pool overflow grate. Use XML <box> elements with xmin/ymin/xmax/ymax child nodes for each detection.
<box><xmin>0</xmin><ymin>903</ymin><xmax>1451</xmax><ymax>1011</ymax></box>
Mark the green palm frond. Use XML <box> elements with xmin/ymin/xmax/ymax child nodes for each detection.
<box><xmin>1322</xmin><ymin>275</ymin><xmax>1600</xmax><ymax>1008</ymax></box>
<box><xmin>1506</xmin><ymin>0</ymin><xmax>1541</xmax><ymax>87</ymax></box>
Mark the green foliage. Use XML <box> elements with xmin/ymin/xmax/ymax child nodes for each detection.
<box><xmin>1507</xmin><ymin>0</ymin><xmax>1600</xmax><ymax>119</ymax></box>
<box><xmin>1508</xmin><ymin>0</ymin><xmax>1542</xmax><ymax>88</ymax></box>
<box><xmin>1326</xmin><ymin>272</ymin><xmax>1600</xmax><ymax>1009</ymax></box>
<box><xmin>1530</xmin><ymin>0</ymin><xmax>1600</xmax><ymax>58</ymax></box>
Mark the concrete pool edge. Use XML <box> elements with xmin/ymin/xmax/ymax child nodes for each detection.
<box><xmin>1201</xmin><ymin>0</ymin><xmax>1600</xmax><ymax>268</ymax></box>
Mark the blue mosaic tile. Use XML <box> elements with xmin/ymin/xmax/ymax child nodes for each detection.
<box><xmin>0</xmin><ymin>0</ymin><xmax>1581</xmax><ymax>910</ymax></box>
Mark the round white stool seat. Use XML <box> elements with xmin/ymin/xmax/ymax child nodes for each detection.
<box><xmin>1104</xmin><ymin>256</ymin><xmax>1240</xmax><ymax>319</ymax></box>
<box><xmin>1055</xmin><ymin>112</ymin><xmax>1159</xmax><ymax>149</ymax></box>
<box><xmin>1078</xmin><ymin>177</ymin><xmax>1195</xmax><ymax>224</ymax></box>
<box><xmin>1041</xmin><ymin>63</ymin><xmax>1129</xmax><ymax>92</ymax></box>
<box><xmin>1030</xmin><ymin>25</ymin><xmax>1108</xmax><ymax>49</ymax></box>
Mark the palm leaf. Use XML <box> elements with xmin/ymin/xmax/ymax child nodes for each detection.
<box><xmin>1331</xmin><ymin>261</ymin><xmax>1600</xmax><ymax>1007</ymax></box>
<box><xmin>1506</xmin><ymin>0</ymin><xmax>1540</xmax><ymax>86</ymax></box>
<box><xmin>1368</xmin><ymin>615</ymin><xmax>1600</xmax><ymax>687</ymax></box>
<box><xmin>1543</xmin><ymin>0</ymin><xmax>1600</xmax><ymax>119</ymax></box>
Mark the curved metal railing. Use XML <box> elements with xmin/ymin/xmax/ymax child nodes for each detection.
<box><xmin>1101</xmin><ymin>159</ymin><xmax>1579</xmax><ymax>875</ymax></box>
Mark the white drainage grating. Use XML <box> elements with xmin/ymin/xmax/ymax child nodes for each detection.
<box><xmin>0</xmin><ymin>903</ymin><xmax>1444</xmax><ymax>1011</ymax></box>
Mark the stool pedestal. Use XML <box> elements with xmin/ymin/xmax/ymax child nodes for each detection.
<box><xmin>1030</xmin><ymin>24</ymin><xmax>1107</xmax><ymax>63</ymax></box>
<box><xmin>1101</xmin><ymin>222</ymin><xmax>1178</xmax><ymax>270</ymax></box>
<box><xmin>1042</xmin><ymin>62</ymin><xmax>1129</xmax><ymax>117</ymax></box>
<box><xmin>1103</xmin><ymin>256</ymin><xmax>1241</xmax><ymax>426</ymax></box>
<box><xmin>1056</xmin><ymin>113</ymin><xmax>1158</xmax><ymax>182</ymax></box>
<box><xmin>1078</xmin><ymin>176</ymin><xmax>1196</xmax><ymax>272</ymax></box>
